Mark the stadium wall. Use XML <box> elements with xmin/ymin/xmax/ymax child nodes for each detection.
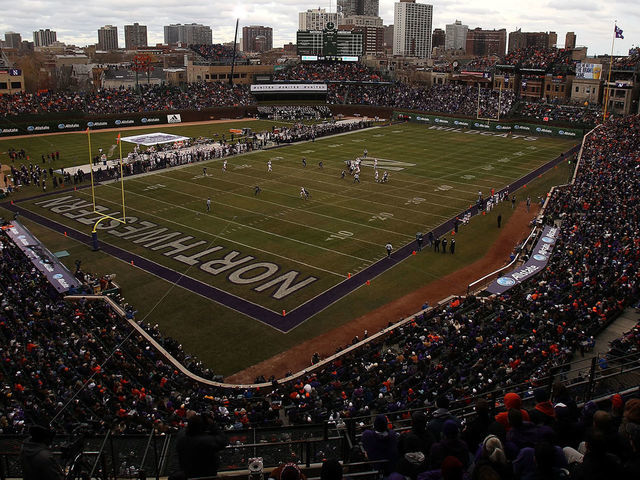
<box><xmin>393</xmin><ymin>111</ymin><xmax>585</xmax><ymax>138</ymax></box>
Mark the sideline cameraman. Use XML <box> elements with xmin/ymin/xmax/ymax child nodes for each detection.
<box><xmin>21</xmin><ymin>425</ymin><xmax>63</xmax><ymax>480</ymax></box>
<box><xmin>171</xmin><ymin>412</ymin><xmax>229</xmax><ymax>479</ymax></box>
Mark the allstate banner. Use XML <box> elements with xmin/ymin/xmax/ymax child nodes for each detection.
<box><xmin>486</xmin><ymin>225</ymin><xmax>561</xmax><ymax>295</ymax></box>
<box><xmin>3</xmin><ymin>221</ymin><xmax>81</xmax><ymax>293</ymax></box>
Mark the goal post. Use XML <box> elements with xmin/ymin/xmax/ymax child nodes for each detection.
<box><xmin>86</xmin><ymin>128</ymin><xmax>127</xmax><ymax>248</ymax></box>
<box><xmin>476</xmin><ymin>83</ymin><xmax>503</xmax><ymax>123</ymax></box>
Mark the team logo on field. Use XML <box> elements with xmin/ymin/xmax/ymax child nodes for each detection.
<box><xmin>359</xmin><ymin>158</ymin><xmax>415</xmax><ymax>172</ymax></box>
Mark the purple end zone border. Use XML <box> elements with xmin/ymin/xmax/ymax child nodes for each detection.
<box><xmin>1</xmin><ymin>143</ymin><xmax>580</xmax><ymax>332</ymax></box>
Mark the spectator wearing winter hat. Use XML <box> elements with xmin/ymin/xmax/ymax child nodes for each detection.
<box><xmin>507</xmin><ymin>409</ymin><xmax>544</xmax><ymax>451</ymax></box>
<box><xmin>494</xmin><ymin>393</ymin><xmax>530</xmax><ymax>431</ymax></box>
<box><xmin>471</xmin><ymin>434</ymin><xmax>513</xmax><ymax>480</ymax></box>
<box><xmin>512</xmin><ymin>441</ymin><xmax>568</xmax><ymax>480</ymax></box>
<box><xmin>362</xmin><ymin>414</ymin><xmax>400</xmax><ymax>476</ymax></box>
<box><xmin>429</xmin><ymin>420</ymin><xmax>471</xmax><ymax>470</ymax></box>
<box><xmin>528</xmin><ymin>388</ymin><xmax>555</xmax><ymax>426</ymax></box>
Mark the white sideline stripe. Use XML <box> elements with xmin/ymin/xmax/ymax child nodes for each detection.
<box><xmin>75</xmin><ymin>189</ymin><xmax>347</xmax><ymax>276</ymax></box>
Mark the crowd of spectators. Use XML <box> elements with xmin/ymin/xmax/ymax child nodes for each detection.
<box><xmin>613</xmin><ymin>49</ymin><xmax>640</xmax><ymax>70</ymax></box>
<box><xmin>519</xmin><ymin>100</ymin><xmax>602</xmax><ymax>125</ymax></box>
<box><xmin>0</xmin><ymin>82</ymin><xmax>254</xmax><ymax>116</ymax></box>
<box><xmin>2</xmin><ymin>112</ymin><xmax>640</xmax><ymax>479</ymax></box>
<box><xmin>328</xmin><ymin>83</ymin><xmax>515</xmax><ymax>118</ymax></box>
<box><xmin>190</xmin><ymin>44</ymin><xmax>245</xmax><ymax>63</ymax></box>
<box><xmin>504</xmin><ymin>47</ymin><xmax>574</xmax><ymax>72</ymax></box>
<box><xmin>273</xmin><ymin>62</ymin><xmax>383</xmax><ymax>83</ymax></box>
<box><xmin>257</xmin><ymin>105</ymin><xmax>333</xmax><ymax>120</ymax></box>
<box><xmin>463</xmin><ymin>56</ymin><xmax>499</xmax><ymax>72</ymax></box>
<box><xmin>0</xmin><ymin>114</ymin><xmax>638</xmax><ymax>441</ymax></box>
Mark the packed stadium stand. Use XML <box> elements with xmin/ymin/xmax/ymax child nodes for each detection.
<box><xmin>1</xmin><ymin>111</ymin><xmax>639</xmax><ymax>477</ymax></box>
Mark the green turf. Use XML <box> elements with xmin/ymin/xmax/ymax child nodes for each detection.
<box><xmin>4</xmin><ymin>121</ymin><xmax>577</xmax><ymax>376</ymax></box>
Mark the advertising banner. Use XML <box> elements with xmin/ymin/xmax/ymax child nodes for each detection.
<box><xmin>575</xmin><ymin>63</ymin><xmax>603</xmax><ymax>80</ymax></box>
<box><xmin>393</xmin><ymin>112</ymin><xmax>583</xmax><ymax>138</ymax></box>
<box><xmin>486</xmin><ymin>225</ymin><xmax>560</xmax><ymax>295</ymax></box>
<box><xmin>3</xmin><ymin>221</ymin><xmax>81</xmax><ymax>293</ymax></box>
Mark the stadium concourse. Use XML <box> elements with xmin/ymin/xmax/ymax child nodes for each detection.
<box><xmin>0</xmin><ymin>113</ymin><xmax>639</xmax><ymax>478</ymax></box>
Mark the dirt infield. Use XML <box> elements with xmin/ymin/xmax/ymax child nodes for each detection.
<box><xmin>226</xmin><ymin>202</ymin><xmax>536</xmax><ymax>384</ymax></box>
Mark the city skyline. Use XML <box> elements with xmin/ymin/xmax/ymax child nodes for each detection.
<box><xmin>0</xmin><ymin>0</ymin><xmax>636</xmax><ymax>55</ymax></box>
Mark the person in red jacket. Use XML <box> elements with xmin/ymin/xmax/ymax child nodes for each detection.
<box><xmin>495</xmin><ymin>392</ymin><xmax>530</xmax><ymax>430</ymax></box>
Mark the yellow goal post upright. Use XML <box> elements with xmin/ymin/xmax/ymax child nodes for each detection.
<box><xmin>86</xmin><ymin>128</ymin><xmax>127</xmax><ymax>250</ymax></box>
<box><xmin>475</xmin><ymin>83</ymin><xmax>504</xmax><ymax>125</ymax></box>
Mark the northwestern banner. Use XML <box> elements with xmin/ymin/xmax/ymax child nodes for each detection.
<box><xmin>486</xmin><ymin>225</ymin><xmax>561</xmax><ymax>295</ymax></box>
<box><xmin>3</xmin><ymin>220</ymin><xmax>81</xmax><ymax>293</ymax></box>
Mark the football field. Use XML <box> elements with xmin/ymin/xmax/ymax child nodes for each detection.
<box><xmin>18</xmin><ymin>122</ymin><xmax>577</xmax><ymax>330</ymax></box>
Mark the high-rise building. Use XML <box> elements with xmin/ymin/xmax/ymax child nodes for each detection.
<box><xmin>465</xmin><ymin>28</ymin><xmax>506</xmax><ymax>56</ymax></box>
<box><xmin>97</xmin><ymin>25</ymin><xmax>118</xmax><ymax>51</ymax></box>
<box><xmin>299</xmin><ymin>8</ymin><xmax>339</xmax><ymax>31</ymax></box>
<box><xmin>338</xmin><ymin>0</ymin><xmax>379</xmax><ymax>17</ymax></box>
<box><xmin>445</xmin><ymin>20</ymin><xmax>468</xmax><ymax>51</ymax></box>
<box><xmin>565</xmin><ymin>32</ymin><xmax>576</xmax><ymax>49</ymax></box>
<box><xmin>242</xmin><ymin>26</ymin><xmax>273</xmax><ymax>53</ymax></box>
<box><xmin>508</xmin><ymin>29</ymin><xmax>557</xmax><ymax>52</ymax></box>
<box><xmin>4</xmin><ymin>32</ymin><xmax>22</xmax><ymax>49</ymax></box>
<box><xmin>341</xmin><ymin>16</ymin><xmax>383</xmax><ymax>27</ymax></box>
<box><xmin>164</xmin><ymin>24</ymin><xmax>213</xmax><ymax>45</ymax></box>
<box><xmin>124</xmin><ymin>23</ymin><xmax>148</xmax><ymax>50</ymax></box>
<box><xmin>432</xmin><ymin>28</ymin><xmax>445</xmax><ymax>49</ymax></box>
<box><xmin>393</xmin><ymin>0</ymin><xmax>433</xmax><ymax>59</ymax></box>
<box><xmin>383</xmin><ymin>25</ymin><xmax>394</xmax><ymax>48</ymax></box>
<box><xmin>33</xmin><ymin>29</ymin><xmax>57</xmax><ymax>47</ymax></box>
<box><xmin>339</xmin><ymin>23</ymin><xmax>384</xmax><ymax>54</ymax></box>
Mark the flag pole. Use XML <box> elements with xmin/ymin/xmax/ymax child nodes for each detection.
<box><xmin>602</xmin><ymin>23</ymin><xmax>617</xmax><ymax>122</ymax></box>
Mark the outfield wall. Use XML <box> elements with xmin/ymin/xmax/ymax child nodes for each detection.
<box><xmin>392</xmin><ymin>111</ymin><xmax>585</xmax><ymax>139</ymax></box>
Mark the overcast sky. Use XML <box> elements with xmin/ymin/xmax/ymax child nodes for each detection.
<box><xmin>0</xmin><ymin>0</ymin><xmax>636</xmax><ymax>56</ymax></box>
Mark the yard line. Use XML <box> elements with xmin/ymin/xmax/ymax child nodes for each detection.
<box><xmin>127</xmin><ymin>176</ymin><xmax>407</xmax><ymax>247</ymax></box>
<box><xmin>73</xmin><ymin>188</ymin><xmax>347</xmax><ymax>276</ymax></box>
<box><xmin>152</xmin><ymin>170</ymin><xmax>437</xmax><ymax>229</ymax></box>
<box><xmin>175</xmin><ymin>165</ymin><xmax>459</xmax><ymax>219</ymax></box>
<box><xmin>94</xmin><ymin>184</ymin><xmax>374</xmax><ymax>264</ymax></box>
